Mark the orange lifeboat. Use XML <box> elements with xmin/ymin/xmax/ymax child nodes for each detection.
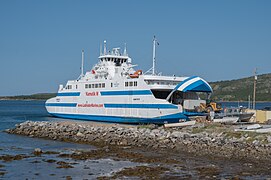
<box><xmin>129</xmin><ymin>70</ymin><xmax>142</xmax><ymax>78</ymax></box>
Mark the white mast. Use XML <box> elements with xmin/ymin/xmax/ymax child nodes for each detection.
<box><xmin>103</xmin><ymin>40</ymin><xmax>107</xmax><ymax>55</ymax></box>
<box><xmin>123</xmin><ymin>43</ymin><xmax>127</xmax><ymax>56</ymax></box>
<box><xmin>100</xmin><ymin>43</ymin><xmax>102</xmax><ymax>56</ymax></box>
<box><xmin>248</xmin><ymin>95</ymin><xmax>251</xmax><ymax>109</ymax></box>
<box><xmin>152</xmin><ymin>36</ymin><xmax>157</xmax><ymax>75</ymax></box>
<box><xmin>80</xmin><ymin>49</ymin><xmax>84</xmax><ymax>78</ymax></box>
<box><xmin>253</xmin><ymin>68</ymin><xmax>257</xmax><ymax>109</ymax></box>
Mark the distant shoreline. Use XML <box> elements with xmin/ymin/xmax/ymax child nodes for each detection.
<box><xmin>0</xmin><ymin>98</ymin><xmax>46</xmax><ymax>101</ymax></box>
<box><xmin>0</xmin><ymin>93</ymin><xmax>56</xmax><ymax>101</ymax></box>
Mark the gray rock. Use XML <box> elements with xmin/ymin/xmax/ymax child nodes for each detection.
<box><xmin>34</xmin><ymin>148</ymin><xmax>42</xmax><ymax>154</ymax></box>
<box><xmin>76</xmin><ymin>132</ymin><xmax>84</xmax><ymax>137</ymax></box>
<box><xmin>171</xmin><ymin>131</ymin><xmax>181</xmax><ymax>138</ymax></box>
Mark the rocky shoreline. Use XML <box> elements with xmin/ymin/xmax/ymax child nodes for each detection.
<box><xmin>5</xmin><ymin>121</ymin><xmax>271</xmax><ymax>162</ymax></box>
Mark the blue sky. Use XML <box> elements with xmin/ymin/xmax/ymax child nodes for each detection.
<box><xmin>0</xmin><ymin>0</ymin><xmax>271</xmax><ymax>96</ymax></box>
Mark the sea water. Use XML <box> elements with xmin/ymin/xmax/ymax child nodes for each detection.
<box><xmin>221</xmin><ymin>101</ymin><xmax>271</xmax><ymax>110</ymax></box>
<box><xmin>0</xmin><ymin>100</ymin><xmax>140</xmax><ymax>179</ymax></box>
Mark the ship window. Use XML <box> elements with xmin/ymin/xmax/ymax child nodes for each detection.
<box><xmin>98</xmin><ymin>83</ymin><xmax>102</xmax><ymax>88</ymax></box>
<box><xmin>134</xmin><ymin>81</ymin><xmax>137</xmax><ymax>86</ymax></box>
<box><xmin>111</xmin><ymin>83</ymin><xmax>113</xmax><ymax>87</ymax></box>
<box><xmin>85</xmin><ymin>84</ymin><xmax>88</xmax><ymax>89</ymax></box>
<box><xmin>66</xmin><ymin>85</ymin><xmax>72</xmax><ymax>89</ymax></box>
<box><xmin>95</xmin><ymin>84</ymin><xmax>98</xmax><ymax>88</ymax></box>
<box><xmin>102</xmin><ymin>83</ymin><xmax>105</xmax><ymax>88</ymax></box>
<box><xmin>129</xmin><ymin>82</ymin><xmax>133</xmax><ymax>86</ymax></box>
<box><xmin>125</xmin><ymin>82</ymin><xmax>128</xmax><ymax>87</ymax></box>
<box><xmin>151</xmin><ymin>90</ymin><xmax>172</xmax><ymax>100</ymax></box>
<box><xmin>88</xmin><ymin>84</ymin><xmax>91</xmax><ymax>88</ymax></box>
<box><xmin>91</xmin><ymin>84</ymin><xmax>95</xmax><ymax>88</ymax></box>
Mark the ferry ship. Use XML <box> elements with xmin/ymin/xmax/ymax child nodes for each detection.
<box><xmin>46</xmin><ymin>38</ymin><xmax>212</xmax><ymax>124</ymax></box>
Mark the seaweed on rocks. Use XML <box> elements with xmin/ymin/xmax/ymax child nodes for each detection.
<box><xmin>0</xmin><ymin>154</ymin><xmax>30</xmax><ymax>162</ymax></box>
<box><xmin>56</xmin><ymin>161</ymin><xmax>74</xmax><ymax>169</ymax></box>
<box><xmin>98</xmin><ymin>165</ymin><xmax>169</xmax><ymax>179</ymax></box>
<box><xmin>43</xmin><ymin>159</ymin><xmax>57</xmax><ymax>163</ymax></box>
<box><xmin>58</xmin><ymin>146</ymin><xmax>180</xmax><ymax>164</ymax></box>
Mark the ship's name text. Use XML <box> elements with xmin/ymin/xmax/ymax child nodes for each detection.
<box><xmin>78</xmin><ymin>104</ymin><xmax>103</xmax><ymax>108</ymax></box>
<box><xmin>86</xmin><ymin>92</ymin><xmax>99</xmax><ymax>96</ymax></box>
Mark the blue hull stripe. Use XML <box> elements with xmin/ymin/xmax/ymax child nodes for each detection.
<box><xmin>100</xmin><ymin>90</ymin><xmax>152</xmax><ymax>96</ymax></box>
<box><xmin>49</xmin><ymin>112</ymin><xmax>188</xmax><ymax>124</ymax></box>
<box><xmin>104</xmin><ymin>103</ymin><xmax>178</xmax><ymax>109</ymax></box>
<box><xmin>57</xmin><ymin>92</ymin><xmax>80</xmax><ymax>96</ymax></box>
<box><xmin>45</xmin><ymin>103</ymin><xmax>77</xmax><ymax>107</ymax></box>
<box><xmin>45</xmin><ymin>102</ymin><xmax>177</xmax><ymax>109</ymax></box>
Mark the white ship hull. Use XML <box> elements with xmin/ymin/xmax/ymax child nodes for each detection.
<box><xmin>46</xmin><ymin>41</ymin><xmax>212</xmax><ymax>124</ymax></box>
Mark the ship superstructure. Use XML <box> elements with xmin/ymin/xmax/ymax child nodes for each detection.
<box><xmin>46</xmin><ymin>39</ymin><xmax>212</xmax><ymax>124</ymax></box>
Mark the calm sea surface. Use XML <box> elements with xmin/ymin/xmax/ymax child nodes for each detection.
<box><xmin>1</xmin><ymin>100</ymin><xmax>271</xmax><ymax>179</ymax></box>
<box><xmin>220</xmin><ymin>101</ymin><xmax>271</xmax><ymax>110</ymax></box>
<box><xmin>0</xmin><ymin>100</ymin><xmax>140</xmax><ymax>179</ymax></box>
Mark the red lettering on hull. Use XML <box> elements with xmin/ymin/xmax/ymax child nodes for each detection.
<box><xmin>86</xmin><ymin>92</ymin><xmax>99</xmax><ymax>96</ymax></box>
<box><xmin>78</xmin><ymin>104</ymin><xmax>103</xmax><ymax>108</ymax></box>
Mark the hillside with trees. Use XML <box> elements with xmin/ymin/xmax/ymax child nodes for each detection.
<box><xmin>210</xmin><ymin>73</ymin><xmax>271</xmax><ymax>101</ymax></box>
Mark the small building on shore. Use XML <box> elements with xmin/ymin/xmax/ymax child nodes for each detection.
<box><xmin>247</xmin><ymin>109</ymin><xmax>271</xmax><ymax>123</ymax></box>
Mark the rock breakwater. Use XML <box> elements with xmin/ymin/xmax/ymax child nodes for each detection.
<box><xmin>5</xmin><ymin>121</ymin><xmax>271</xmax><ymax>161</ymax></box>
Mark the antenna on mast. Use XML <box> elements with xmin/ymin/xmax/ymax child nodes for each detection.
<box><xmin>123</xmin><ymin>43</ymin><xmax>127</xmax><ymax>56</ymax></box>
<box><xmin>80</xmin><ymin>49</ymin><xmax>84</xmax><ymax>78</ymax></box>
<box><xmin>103</xmin><ymin>40</ymin><xmax>107</xmax><ymax>55</ymax></box>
